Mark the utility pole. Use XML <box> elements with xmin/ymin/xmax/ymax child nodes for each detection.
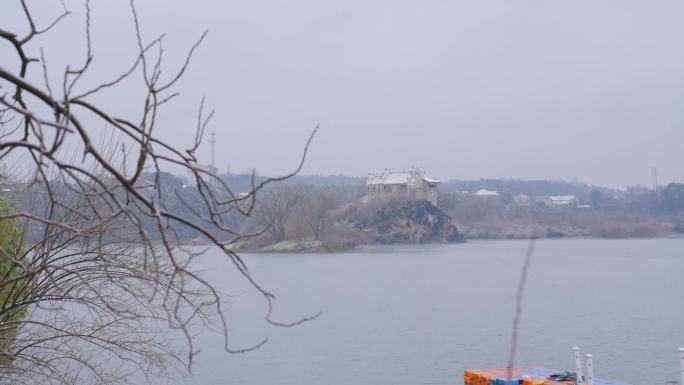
<box><xmin>209</xmin><ymin>132</ymin><xmax>216</xmax><ymax>174</ymax></box>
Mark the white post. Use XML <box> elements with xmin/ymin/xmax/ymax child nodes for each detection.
<box><xmin>679</xmin><ymin>348</ymin><xmax>684</xmax><ymax>385</ymax></box>
<box><xmin>585</xmin><ymin>354</ymin><xmax>594</xmax><ymax>385</ymax></box>
<box><xmin>573</xmin><ymin>347</ymin><xmax>584</xmax><ymax>385</ymax></box>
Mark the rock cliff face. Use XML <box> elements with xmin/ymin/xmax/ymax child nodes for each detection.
<box><xmin>357</xmin><ymin>200</ymin><xmax>463</xmax><ymax>244</ymax></box>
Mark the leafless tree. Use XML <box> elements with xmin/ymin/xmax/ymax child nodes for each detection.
<box><xmin>303</xmin><ymin>187</ymin><xmax>340</xmax><ymax>241</ymax></box>
<box><xmin>252</xmin><ymin>184</ymin><xmax>304</xmax><ymax>243</ymax></box>
<box><xmin>0</xmin><ymin>1</ymin><xmax>319</xmax><ymax>384</ymax></box>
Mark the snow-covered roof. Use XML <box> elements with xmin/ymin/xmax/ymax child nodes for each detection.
<box><xmin>367</xmin><ymin>169</ymin><xmax>440</xmax><ymax>186</ymax></box>
<box><xmin>550</xmin><ymin>195</ymin><xmax>577</xmax><ymax>202</ymax></box>
<box><xmin>367</xmin><ymin>171</ymin><xmax>413</xmax><ymax>185</ymax></box>
<box><xmin>550</xmin><ymin>195</ymin><xmax>576</xmax><ymax>199</ymax></box>
<box><xmin>367</xmin><ymin>170</ymin><xmax>420</xmax><ymax>185</ymax></box>
<box><xmin>475</xmin><ymin>189</ymin><xmax>499</xmax><ymax>196</ymax></box>
<box><xmin>383</xmin><ymin>172</ymin><xmax>413</xmax><ymax>184</ymax></box>
<box><xmin>549</xmin><ymin>195</ymin><xmax>577</xmax><ymax>205</ymax></box>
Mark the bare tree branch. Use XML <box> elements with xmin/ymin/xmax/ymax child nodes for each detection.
<box><xmin>0</xmin><ymin>2</ymin><xmax>320</xmax><ymax>384</ymax></box>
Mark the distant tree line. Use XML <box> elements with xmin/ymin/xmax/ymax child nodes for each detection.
<box><xmin>589</xmin><ymin>183</ymin><xmax>684</xmax><ymax>215</ymax></box>
<box><xmin>7</xmin><ymin>173</ymin><xmax>683</xmax><ymax>246</ymax></box>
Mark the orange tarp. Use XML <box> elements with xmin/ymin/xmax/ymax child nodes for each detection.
<box><xmin>464</xmin><ymin>367</ymin><xmax>578</xmax><ymax>385</ymax></box>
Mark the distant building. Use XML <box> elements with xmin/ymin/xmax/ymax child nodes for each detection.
<box><xmin>536</xmin><ymin>195</ymin><xmax>578</xmax><ymax>207</ymax></box>
<box><xmin>513</xmin><ymin>194</ymin><xmax>530</xmax><ymax>206</ymax></box>
<box><xmin>535</xmin><ymin>195</ymin><xmax>552</xmax><ymax>205</ymax></box>
<box><xmin>475</xmin><ymin>189</ymin><xmax>499</xmax><ymax>197</ymax></box>
<box><xmin>365</xmin><ymin>168</ymin><xmax>440</xmax><ymax>205</ymax></box>
<box><xmin>550</xmin><ymin>195</ymin><xmax>578</xmax><ymax>206</ymax></box>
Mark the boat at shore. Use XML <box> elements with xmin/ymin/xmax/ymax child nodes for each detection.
<box><xmin>464</xmin><ymin>366</ymin><xmax>630</xmax><ymax>385</ymax></box>
<box><xmin>464</xmin><ymin>346</ymin><xmax>684</xmax><ymax>385</ymax></box>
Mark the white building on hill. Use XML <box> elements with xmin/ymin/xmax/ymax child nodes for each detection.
<box><xmin>514</xmin><ymin>194</ymin><xmax>530</xmax><ymax>206</ymax></box>
<box><xmin>365</xmin><ymin>168</ymin><xmax>440</xmax><ymax>205</ymax></box>
<box><xmin>549</xmin><ymin>195</ymin><xmax>578</xmax><ymax>206</ymax></box>
<box><xmin>475</xmin><ymin>189</ymin><xmax>499</xmax><ymax>197</ymax></box>
<box><xmin>536</xmin><ymin>195</ymin><xmax>578</xmax><ymax>206</ymax></box>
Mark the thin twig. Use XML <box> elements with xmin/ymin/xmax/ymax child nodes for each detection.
<box><xmin>506</xmin><ymin>238</ymin><xmax>536</xmax><ymax>381</ymax></box>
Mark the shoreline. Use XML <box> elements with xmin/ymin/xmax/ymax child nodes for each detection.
<box><xmin>186</xmin><ymin>233</ymin><xmax>684</xmax><ymax>254</ymax></box>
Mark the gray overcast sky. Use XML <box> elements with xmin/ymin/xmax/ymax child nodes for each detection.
<box><xmin>4</xmin><ymin>0</ymin><xmax>684</xmax><ymax>188</ymax></box>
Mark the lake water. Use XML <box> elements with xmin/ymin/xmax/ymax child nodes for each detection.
<box><xmin>169</xmin><ymin>238</ymin><xmax>684</xmax><ymax>385</ymax></box>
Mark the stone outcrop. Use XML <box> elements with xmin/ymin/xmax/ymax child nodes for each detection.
<box><xmin>357</xmin><ymin>200</ymin><xmax>463</xmax><ymax>244</ymax></box>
